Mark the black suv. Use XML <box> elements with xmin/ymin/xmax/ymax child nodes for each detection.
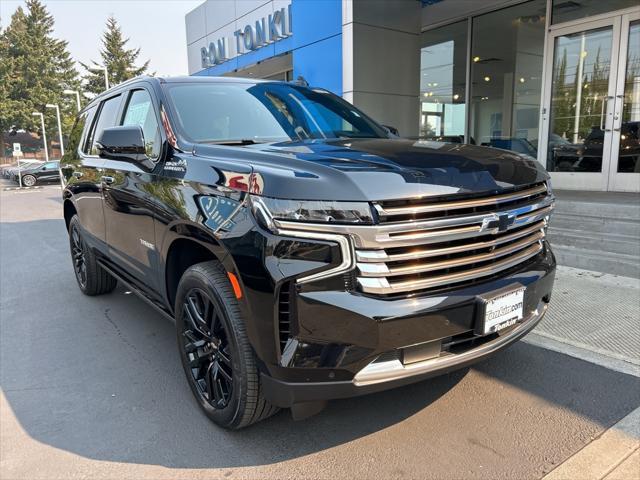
<box><xmin>61</xmin><ymin>76</ymin><xmax>556</xmax><ymax>429</ymax></box>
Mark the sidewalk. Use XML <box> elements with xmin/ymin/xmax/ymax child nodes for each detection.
<box><xmin>527</xmin><ymin>265</ymin><xmax>640</xmax><ymax>480</ymax></box>
<box><xmin>534</xmin><ymin>266</ymin><xmax>640</xmax><ymax>366</ymax></box>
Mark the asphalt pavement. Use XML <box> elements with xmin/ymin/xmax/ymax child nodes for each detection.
<box><xmin>1</xmin><ymin>182</ymin><xmax>639</xmax><ymax>480</ymax></box>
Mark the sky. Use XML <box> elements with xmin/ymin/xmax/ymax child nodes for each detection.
<box><xmin>0</xmin><ymin>0</ymin><xmax>203</xmax><ymax>77</ymax></box>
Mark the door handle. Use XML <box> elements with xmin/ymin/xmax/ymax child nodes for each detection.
<box><xmin>601</xmin><ymin>96</ymin><xmax>613</xmax><ymax>132</ymax></box>
<box><xmin>101</xmin><ymin>175</ymin><xmax>115</xmax><ymax>185</ymax></box>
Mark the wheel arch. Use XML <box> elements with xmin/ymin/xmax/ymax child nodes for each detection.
<box><xmin>63</xmin><ymin>198</ymin><xmax>78</xmax><ymax>231</ymax></box>
<box><xmin>163</xmin><ymin>229</ymin><xmax>227</xmax><ymax>312</ymax></box>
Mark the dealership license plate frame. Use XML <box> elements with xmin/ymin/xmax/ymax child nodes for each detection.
<box><xmin>476</xmin><ymin>284</ymin><xmax>526</xmax><ymax>335</ymax></box>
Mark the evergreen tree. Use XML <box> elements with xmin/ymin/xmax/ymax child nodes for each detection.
<box><xmin>82</xmin><ymin>16</ymin><xmax>150</xmax><ymax>95</ymax></box>
<box><xmin>0</xmin><ymin>0</ymin><xmax>79</xmax><ymax>160</ymax></box>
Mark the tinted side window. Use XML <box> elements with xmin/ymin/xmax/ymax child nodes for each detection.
<box><xmin>79</xmin><ymin>106</ymin><xmax>97</xmax><ymax>155</ymax></box>
<box><xmin>88</xmin><ymin>95</ymin><xmax>122</xmax><ymax>156</ymax></box>
<box><xmin>122</xmin><ymin>89</ymin><xmax>161</xmax><ymax>159</ymax></box>
<box><xmin>62</xmin><ymin>107</ymin><xmax>93</xmax><ymax>161</ymax></box>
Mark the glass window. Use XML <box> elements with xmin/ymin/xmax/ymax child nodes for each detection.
<box><xmin>165</xmin><ymin>83</ymin><xmax>387</xmax><ymax>143</ymax></box>
<box><xmin>75</xmin><ymin>106</ymin><xmax>97</xmax><ymax>156</ymax></box>
<box><xmin>42</xmin><ymin>162</ymin><xmax>58</xmax><ymax>170</ymax></box>
<box><xmin>122</xmin><ymin>89</ymin><xmax>161</xmax><ymax>159</ymax></box>
<box><xmin>552</xmin><ymin>0</ymin><xmax>638</xmax><ymax>25</ymax></box>
<box><xmin>470</xmin><ymin>0</ymin><xmax>546</xmax><ymax>156</ymax></box>
<box><xmin>88</xmin><ymin>95</ymin><xmax>122</xmax><ymax>156</ymax></box>
<box><xmin>618</xmin><ymin>20</ymin><xmax>640</xmax><ymax>174</ymax></box>
<box><xmin>420</xmin><ymin>20</ymin><xmax>468</xmax><ymax>142</ymax></box>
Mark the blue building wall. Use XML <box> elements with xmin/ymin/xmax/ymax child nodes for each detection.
<box><xmin>192</xmin><ymin>0</ymin><xmax>343</xmax><ymax>95</ymax></box>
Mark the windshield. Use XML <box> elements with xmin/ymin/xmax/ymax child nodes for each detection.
<box><xmin>164</xmin><ymin>82</ymin><xmax>388</xmax><ymax>143</ymax></box>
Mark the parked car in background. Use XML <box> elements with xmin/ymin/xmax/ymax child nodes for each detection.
<box><xmin>3</xmin><ymin>160</ymin><xmax>44</xmax><ymax>179</ymax></box>
<box><xmin>62</xmin><ymin>76</ymin><xmax>556</xmax><ymax>429</ymax></box>
<box><xmin>15</xmin><ymin>161</ymin><xmax>60</xmax><ymax>186</ymax></box>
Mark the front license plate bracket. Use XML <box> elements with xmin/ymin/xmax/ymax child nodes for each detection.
<box><xmin>475</xmin><ymin>284</ymin><xmax>526</xmax><ymax>336</ymax></box>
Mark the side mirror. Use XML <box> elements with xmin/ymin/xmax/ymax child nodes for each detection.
<box><xmin>381</xmin><ymin>124</ymin><xmax>399</xmax><ymax>136</ymax></box>
<box><xmin>96</xmin><ymin>126</ymin><xmax>153</xmax><ymax>169</ymax></box>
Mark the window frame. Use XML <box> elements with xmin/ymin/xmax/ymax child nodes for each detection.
<box><xmin>119</xmin><ymin>86</ymin><xmax>163</xmax><ymax>162</ymax></box>
<box><xmin>83</xmin><ymin>93</ymin><xmax>124</xmax><ymax>158</ymax></box>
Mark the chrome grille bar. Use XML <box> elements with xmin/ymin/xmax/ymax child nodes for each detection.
<box><xmin>375</xmin><ymin>183</ymin><xmax>548</xmax><ymax>218</ymax></box>
<box><xmin>357</xmin><ymin>230</ymin><xmax>544</xmax><ymax>278</ymax></box>
<box><xmin>356</xmin><ymin>220</ymin><xmax>546</xmax><ymax>263</ymax></box>
<box><xmin>357</xmin><ymin>242</ymin><xmax>543</xmax><ymax>295</ymax></box>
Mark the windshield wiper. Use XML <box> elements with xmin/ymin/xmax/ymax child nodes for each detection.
<box><xmin>203</xmin><ymin>139</ymin><xmax>265</xmax><ymax>146</ymax></box>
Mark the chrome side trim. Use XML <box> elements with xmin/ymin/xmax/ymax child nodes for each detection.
<box><xmin>375</xmin><ymin>183</ymin><xmax>548</xmax><ymax>217</ymax></box>
<box><xmin>353</xmin><ymin>302</ymin><xmax>548</xmax><ymax>386</ymax></box>
<box><xmin>357</xmin><ymin>242</ymin><xmax>543</xmax><ymax>294</ymax></box>
<box><xmin>251</xmin><ymin>197</ymin><xmax>355</xmax><ymax>284</ymax></box>
<box><xmin>276</xmin><ymin>229</ymin><xmax>355</xmax><ymax>284</ymax></box>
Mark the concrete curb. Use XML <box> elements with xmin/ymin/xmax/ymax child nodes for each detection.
<box><xmin>542</xmin><ymin>407</ymin><xmax>640</xmax><ymax>480</ymax></box>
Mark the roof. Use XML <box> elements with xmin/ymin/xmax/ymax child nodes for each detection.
<box><xmin>83</xmin><ymin>75</ymin><xmax>279</xmax><ymax>112</ymax></box>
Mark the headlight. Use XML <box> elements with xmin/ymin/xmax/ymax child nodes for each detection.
<box><xmin>250</xmin><ymin>195</ymin><xmax>374</xmax><ymax>229</ymax></box>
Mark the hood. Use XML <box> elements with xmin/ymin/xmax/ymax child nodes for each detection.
<box><xmin>191</xmin><ymin>138</ymin><xmax>548</xmax><ymax>202</ymax></box>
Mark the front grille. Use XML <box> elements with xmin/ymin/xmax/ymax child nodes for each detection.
<box><xmin>357</xmin><ymin>183</ymin><xmax>553</xmax><ymax>296</ymax></box>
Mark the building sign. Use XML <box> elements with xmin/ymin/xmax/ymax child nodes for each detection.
<box><xmin>201</xmin><ymin>3</ymin><xmax>292</xmax><ymax>68</ymax></box>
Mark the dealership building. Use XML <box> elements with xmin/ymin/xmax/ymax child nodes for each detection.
<box><xmin>185</xmin><ymin>0</ymin><xmax>639</xmax><ymax>195</ymax></box>
<box><xmin>185</xmin><ymin>0</ymin><xmax>639</xmax><ymax>276</ymax></box>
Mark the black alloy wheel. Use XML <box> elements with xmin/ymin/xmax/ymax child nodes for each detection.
<box><xmin>67</xmin><ymin>215</ymin><xmax>117</xmax><ymax>295</ymax></box>
<box><xmin>181</xmin><ymin>287</ymin><xmax>234</xmax><ymax>409</ymax></box>
<box><xmin>70</xmin><ymin>223</ymin><xmax>87</xmax><ymax>289</ymax></box>
<box><xmin>175</xmin><ymin>261</ymin><xmax>278</xmax><ymax>429</ymax></box>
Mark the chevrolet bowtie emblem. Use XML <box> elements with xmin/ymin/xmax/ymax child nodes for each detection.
<box><xmin>481</xmin><ymin>213</ymin><xmax>516</xmax><ymax>233</ymax></box>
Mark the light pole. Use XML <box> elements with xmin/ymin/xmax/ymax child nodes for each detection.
<box><xmin>46</xmin><ymin>104</ymin><xmax>64</xmax><ymax>158</ymax></box>
<box><xmin>89</xmin><ymin>65</ymin><xmax>109</xmax><ymax>90</ymax></box>
<box><xmin>31</xmin><ymin>113</ymin><xmax>49</xmax><ymax>163</ymax></box>
<box><xmin>63</xmin><ymin>89</ymin><xmax>81</xmax><ymax>111</ymax></box>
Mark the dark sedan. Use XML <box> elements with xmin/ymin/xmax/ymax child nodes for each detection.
<box><xmin>17</xmin><ymin>161</ymin><xmax>60</xmax><ymax>186</ymax></box>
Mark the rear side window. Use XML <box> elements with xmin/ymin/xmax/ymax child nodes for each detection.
<box><xmin>87</xmin><ymin>95</ymin><xmax>122</xmax><ymax>156</ymax></box>
<box><xmin>42</xmin><ymin>162</ymin><xmax>58</xmax><ymax>170</ymax></box>
<box><xmin>122</xmin><ymin>89</ymin><xmax>161</xmax><ymax>160</ymax></box>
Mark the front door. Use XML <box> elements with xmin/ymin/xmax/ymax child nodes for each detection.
<box><xmin>102</xmin><ymin>87</ymin><xmax>163</xmax><ymax>295</ymax></box>
<box><xmin>541</xmin><ymin>11</ymin><xmax>640</xmax><ymax>192</ymax></box>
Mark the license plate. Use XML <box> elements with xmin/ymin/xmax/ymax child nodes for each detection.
<box><xmin>481</xmin><ymin>287</ymin><xmax>525</xmax><ymax>334</ymax></box>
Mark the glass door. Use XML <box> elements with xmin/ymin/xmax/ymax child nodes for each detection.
<box><xmin>541</xmin><ymin>10</ymin><xmax>640</xmax><ymax>192</ymax></box>
<box><xmin>609</xmin><ymin>13</ymin><xmax>640</xmax><ymax>192</ymax></box>
<box><xmin>541</xmin><ymin>17</ymin><xmax>621</xmax><ymax>191</ymax></box>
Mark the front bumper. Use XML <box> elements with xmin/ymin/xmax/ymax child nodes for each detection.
<box><xmin>258</xmin><ymin>244</ymin><xmax>555</xmax><ymax>408</ymax></box>
<box><xmin>262</xmin><ymin>299</ymin><xmax>548</xmax><ymax>407</ymax></box>
<box><xmin>220</xmin><ymin>206</ymin><xmax>555</xmax><ymax>408</ymax></box>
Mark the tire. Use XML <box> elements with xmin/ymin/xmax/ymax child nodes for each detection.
<box><xmin>68</xmin><ymin>215</ymin><xmax>117</xmax><ymax>296</ymax></box>
<box><xmin>175</xmin><ymin>261</ymin><xmax>278</xmax><ymax>429</ymax></box>
<box><xmin>22</xmin><ymin>174</ymin><xmax>36</xmax><ymax>187</ymax></box>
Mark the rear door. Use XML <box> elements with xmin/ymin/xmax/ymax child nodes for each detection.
<box><xmin>101</xmin><ymin>86</ymin><xmax>163</xmax><ymax>294</ymax></box>
<box><xmin>62</xmin><ymin>98</ymin><xmax>122</xmax><ymax>247</ymax></box>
